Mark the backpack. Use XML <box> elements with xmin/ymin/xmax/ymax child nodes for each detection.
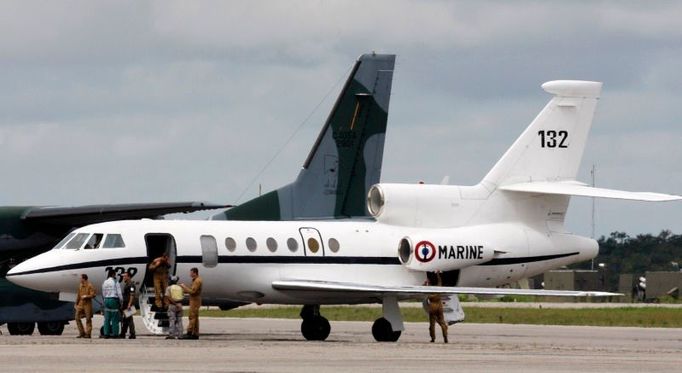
<box><xmin>169</xmin><ymin>284</ymin><xmax>184</xmax><ymax>302</ymax></box>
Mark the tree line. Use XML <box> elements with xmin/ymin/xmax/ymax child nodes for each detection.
<box><xmin>569</xmin><ymin>231</ymin><xmax>681</xmax><ymax>291</ymax></box>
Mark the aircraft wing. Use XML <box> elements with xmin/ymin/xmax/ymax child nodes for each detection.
<box><xmin>22</xmin><ymin>202</ymin><xmax>231</xmax><ymax>226</ymax></box>
<box><xmin>272</xmin><ymin>280</ymin><xmax>621</xmax><ymax>298</ymax></box>
<box><xmin>499</xmin><ymin>181</ymin><xmax>682</xmax><ymax>202</ymax></box>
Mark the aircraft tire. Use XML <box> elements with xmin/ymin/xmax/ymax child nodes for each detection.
<box><xmin>7</xmin><ymin>322</ymin><xmax>35</xmax><ymax>335</ymax></box>
<box><xmin>371</xmin><ymin>317</ymin><xmax>401</xmax><ymax>342</ymax></box>
<box><xmin>300</xmin><ymin>316</ymin><xmax>330</xmax><ymax>341</ymax></box>
<box><xmin>38</xmin><ymin>321</ymin><xmax>65</xmax><ymax>335</ymax></box>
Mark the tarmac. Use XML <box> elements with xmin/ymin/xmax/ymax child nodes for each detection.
<box><xmin>1</xmin><ymin>316</ymin><xmax>680</xmax><ymax>372</ymax></box>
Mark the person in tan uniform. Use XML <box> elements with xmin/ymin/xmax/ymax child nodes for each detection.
<box><xmin>179</xmin><ymin>267</ymin><xmax>202</xmax><ymax>339</ymax></box>
<box><xmin>148</xmin><ymin>253</ymin><xmax>170</xmax><ymax>310</ymax></box>
<box><xmin>75</xmin><ymin>273</ymin><xmax>96</xmax><ymax>338</ymax></box>
<box><xmin>426</xmin><ymin>271</ymin><xmax>448</xmax><ymax>343</ymax></box>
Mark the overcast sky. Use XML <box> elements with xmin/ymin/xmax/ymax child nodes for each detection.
<box><xmin>0</xmin><ymin>1</ymin><xmax>680</xmax><ymax>237</ymax></box>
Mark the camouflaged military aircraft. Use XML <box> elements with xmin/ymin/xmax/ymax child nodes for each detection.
<box><xmin>1</xmin><ymin>53</ymin><xmax>396</xmax><ymax>335</ymax></box>
<box><xmin>213</xmin><ymin>53</ymin><xmax>395</xmax><ymax>222</ymax></box>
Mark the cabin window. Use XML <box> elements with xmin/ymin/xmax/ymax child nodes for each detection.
<box><xmin>84</xmin><ymin>233</ymin><xmax>104</xmax><ymax>249</ymax></box>
<box><xmin>53</xmin><ymin>233</ymin><xmax>76</xmax><ymax>250</ymax></box>
<box><xmin>246</xmin><ymin>237</ymin><xmax>257</xmax><ymax>252</ymax></box>
<box><xmin>102</xmin><ymin>234</ymin><xmax>126</xmax><ymax>248</ymax></box>
<box><xmin>307</xmin><ymin>238</ymin><xmax>320</xmax><ymax>253</ymax></box>
<box><xmin>225</xmin><ymin>237</ymin><xmax>237</xmax><ymax>252</ymax></box>
<box><xmin>65</xmin><ymin>233</ymin><xmax>90</xmax><ymax>250</ymax></box>
<box><xmin>287</xmin><ymin>238</ymin><xmax>298</xmax><ymax>252</ymax></box>
<box><xmin>328</xmin><ymin>238</ymin><xmax>340</xmax><ymax>253</ymax></box>
<box><xmin>200</xmin><ymin>235</ymin><xmax>218</xmax><ymax>268</ymax></box>
<box><xmin>266</xmin><ymin>237</ymin><xmax>277</xmax><ymax>252</ymax></box>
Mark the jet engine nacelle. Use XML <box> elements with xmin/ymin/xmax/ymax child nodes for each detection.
<box><xmin>367</xmin><ymin>183</ymin><xmax>471</xmax><ymax>227</ymax></box>
<box><xmin>397</xmin><ymin>225</ymin><xmax>500</xmax><ymax>272</ymax></box>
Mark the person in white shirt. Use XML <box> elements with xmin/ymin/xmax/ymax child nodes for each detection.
<box><xmin>164</xmin><ymin>275</ymin><xmax>184</xmax><ymax>339</ymax></box>
<box><xmin>101</xmin><ymin>269</ymin><xmax>123</xmax><ymax>338</ymax></box>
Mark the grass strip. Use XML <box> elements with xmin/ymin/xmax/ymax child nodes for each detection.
<box><xmin>200</xmin><ymin>306</ymin><xmax>682</xmax><ymax>328</ymax></box>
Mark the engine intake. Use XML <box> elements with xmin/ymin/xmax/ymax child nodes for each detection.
<box><xmin>396</xmin><ymin>226</ymin><xmax>503</xmax><ymax>272</ymax></box>
<box><xmin>398</xmin><ymin>236</ymin><xmax>494</xmax><ymax>272</ymax></box>
<box><xmin>366</xmin><ymin>183</ymin><xmax>477</xmax><ymax>227</ymax></box>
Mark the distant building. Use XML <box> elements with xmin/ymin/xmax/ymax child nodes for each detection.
<box><xmin>543</xmin><ymin>270</ymin><xmax>605</xmax><ymax>302</ymax></box>
<box><xmin>545</xmin><ymin>270</ymin><xmax>602</xmax><ymax>290</ymax></box>
<box><xmin>619</xmin><ymin>271</ymin><xmax>681</xmax><ymax>302</ymax></box>
<box><xmin>645</xmin><ymin>271</ymin><xmax>681</xmax><ymax>300</ymax></box>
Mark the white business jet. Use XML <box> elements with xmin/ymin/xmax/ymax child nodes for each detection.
<box><xmin>9</xmin><ymin>80</ymin><xmax>680</xmax><ymax>342</ymax></box>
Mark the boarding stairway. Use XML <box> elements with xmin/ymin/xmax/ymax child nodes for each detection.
<box><xmin>139</xmin><ymin>286</ymin><xmax>169</xmax><ymax>335</ymax></box>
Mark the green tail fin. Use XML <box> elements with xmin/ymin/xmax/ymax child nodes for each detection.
<box><xmin>215</xmin><ymin>53</ymin><xmax>395</xmax><ymax>220</ymax></box>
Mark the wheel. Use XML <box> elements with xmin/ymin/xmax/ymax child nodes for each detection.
<box><xmin>7</xmin><ymin>322</ymin><xmax>35</xmax><ymax>335</ymax></box>
<box><xmin>300</xmin><ymin>316</ymin><xmax>331</xmax><ymax>341</ymax></box>
<box><xmin>372</xmin><ymin>317</ymin><xmax>401</xmax><ymax>342</ymax></box>
<box><xmin>38</xmin><ymin>321</ymin><xmax>65</xmax><ymax>335</ymax></box>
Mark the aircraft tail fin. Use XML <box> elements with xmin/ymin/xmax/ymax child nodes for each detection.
<box><xmin>215</xmin><ymin>53</ymin><xmax>396</xmax><ymax>220</ymax></box>
<box><xmin>482</xmin><ymin>81</ymin><xmax>602</xmax><ymax>189</ymax></box>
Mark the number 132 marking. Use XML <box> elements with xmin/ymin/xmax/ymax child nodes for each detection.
<box><xmin>538</xmin><ymin>130</ymin><xmax>568</xmax><ymax>148</ymax></box>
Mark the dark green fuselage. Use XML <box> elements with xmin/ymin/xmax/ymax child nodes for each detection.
<box><xmin>0</xmin><ymin>207</ymin><xmax>73</xmax><ymax>324</ymax></box>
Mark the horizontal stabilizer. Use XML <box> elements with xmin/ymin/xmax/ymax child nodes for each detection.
<box><xmin>272</xmin><ymin>280</ymin><xmax>620</xmax><ymax>297</ymax></box>
<box><xmin>500</xmin><ymin>181</ymin><xmax>682</xmax><ymax>202</ymax></box>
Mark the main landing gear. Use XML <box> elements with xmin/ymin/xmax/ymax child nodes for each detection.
<box><xmin>371</xmin><ymin>296</ymin><xmax>403</xmax><ymax>342</ymax></box>
<box><xmin>7</xmin><ymin>322</ymin><xmax>35</xmax><ymax>335</ymax></box>
<box><xmin>37</xmin><ymin>321</ymin><xmax>65</xmax><ymax>335</ymax></box>
<box><xmin>371</xmin><ymin>317</ymin><xmax>401</xmax><ymax>342</ymax></box>
<box><xmin>6</xmin><ymin>321</ymin><xmax>66</xmax><ymax>336</ymax></box>
<box><xmin>300</xmin><ymin>305</ymin><xmax>330</xmax><ymax>341</ymax></box>
<box><xmin>298</xmin><ymin>298</ymin><xmax>405</xmax><ymax>343</ymax></box>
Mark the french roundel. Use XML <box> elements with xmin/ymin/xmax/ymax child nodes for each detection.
<box><xmin>414</xmin><ymin>240</ymin><xmax>436</xmax><ymax>263</ymax></box>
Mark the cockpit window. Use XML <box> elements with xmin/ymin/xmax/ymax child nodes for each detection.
<box><xmin>53</xmin><ymin>233</ymin><xmax>76</xmax><ymax>250</ymax></box>
<box><xmin>102</xmin><ymin>234</ymin><xmax>126</xmax><ymax>248</ymax></box>
<box><xmin>65</xmin><ymin>233</ymin><xmax>90</xmax><ymax>250</ymax></box>
<box><xmin>84</xmin><ymin>233</ymin><xmax>104</xmax><ymax>249</ymax></box>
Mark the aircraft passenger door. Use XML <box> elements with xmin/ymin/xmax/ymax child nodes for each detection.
<box><xmin>299</xmin><ymin>227</ymin><xmax>325</xmax><ymax>257</ymax></box>
<box><xmin>143</xmin><ymin>233</ymin><xmax>178</xmax><ymax>288</ymax></box>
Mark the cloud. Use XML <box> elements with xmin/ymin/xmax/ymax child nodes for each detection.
<box><xmin>0</xmin><ymin>1</ymin><xmax>680</xmax><ymax>236</ymax></box>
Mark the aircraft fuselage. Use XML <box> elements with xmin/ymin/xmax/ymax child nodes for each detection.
<box><xmin>8</xmin><ymin>219</ymin><xmax>598</xmax><ymax>304</ymax></box>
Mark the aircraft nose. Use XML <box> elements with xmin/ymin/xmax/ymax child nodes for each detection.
<box><xmin>6</xmin><ymin>255</ymin><xmax>57</xmax><ymax>292</ymax></box>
